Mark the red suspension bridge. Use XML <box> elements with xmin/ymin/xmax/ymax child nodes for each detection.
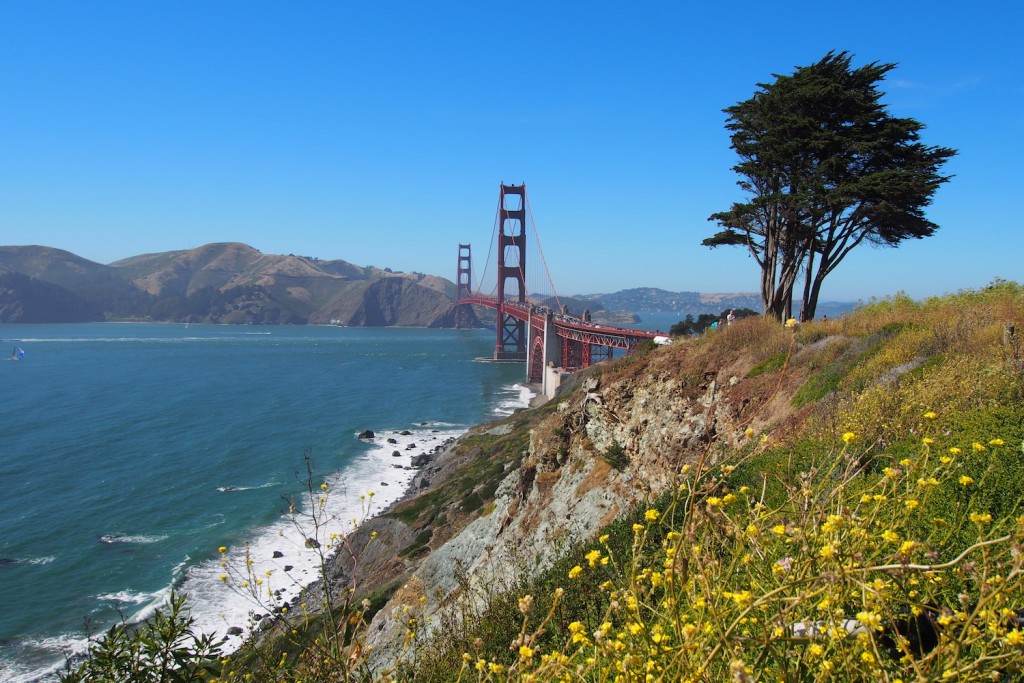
<box><xmin>455</xmin><ymin>183</ymin><xmax>661</xmax><ymax>396</ymax></box>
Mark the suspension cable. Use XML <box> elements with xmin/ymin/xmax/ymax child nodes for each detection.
<box><xmin>475</xmin><ymin>186</ymin><xmax>501</xmax><ymax>297</ymax></box>
<box><xmin>526</xmin><ymin>188</ymin><xmax>561</xmax><ymax>311</ymax></box>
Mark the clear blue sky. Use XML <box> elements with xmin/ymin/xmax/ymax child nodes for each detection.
<box><xmin>1</xmin><ymin>1</ymin><xmax>1020</xmax><ymax>302</ymax></box>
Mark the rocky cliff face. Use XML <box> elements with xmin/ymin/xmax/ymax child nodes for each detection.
<box><xmin>323</xmin><ymin>333</ymin><xmax>806</xmax><ymax>669</ymax></box>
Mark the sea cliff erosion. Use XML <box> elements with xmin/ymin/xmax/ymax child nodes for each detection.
<box><xmin>326</xmin><ymin>332</ymin><xmax>774</xmax><ymax>669</ymax></box>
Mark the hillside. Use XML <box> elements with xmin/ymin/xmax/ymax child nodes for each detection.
<box><xmin>259</xmin><ymin>284</ymin><xmax>1024</xmax><ymax>681</ymax></box>
<box><xmin>62</xmin><ymin>283</ymin><xmax>1024</xmax><ymax>682</ymax></box>
<box><xmin>0</xmin><ymin>243</ymin><xmax>471</xmax><ymax>326</ymax></box>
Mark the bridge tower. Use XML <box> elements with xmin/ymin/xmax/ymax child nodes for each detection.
<box><xmin>495</xmin><ymin>184</ymin><xmax>527</xmax><ymax>360</ymax></box>
<box><xmin>455</xmin><ymin>243</ymin><xmax>473</xmax><ymax>329</ymax></box>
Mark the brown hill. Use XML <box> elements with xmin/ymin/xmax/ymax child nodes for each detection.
<box><xmin>0</xmin><ymin>243</ymin><xmax>474</xmax><ymax>326</ymax></box>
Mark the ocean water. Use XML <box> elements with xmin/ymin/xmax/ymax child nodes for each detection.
<box><xmin>0</xmin><ymin>323</ymin><xmax>531</xmax><ymax>682</ymax></box>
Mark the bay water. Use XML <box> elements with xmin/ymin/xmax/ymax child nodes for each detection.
<box><xmin>0</xmin><ymin>323</ymin><xmax>530</xmax><ymax>682</ymax></box>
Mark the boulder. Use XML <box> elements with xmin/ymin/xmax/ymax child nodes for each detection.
<box><xmin>357</xmin><ymin>429</ymin><xmax>375</xmax><ymax>440</ymax></box>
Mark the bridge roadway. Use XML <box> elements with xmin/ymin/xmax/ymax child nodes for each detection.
<box><xmin>458</xmin><ymin>294</ymin><xmax>661</xmax><ymax>397</ymax></box>
<box><xmin>460</xmin><ymin>296</ymin><xmax>659</xmax><ymax>348</ymax></box>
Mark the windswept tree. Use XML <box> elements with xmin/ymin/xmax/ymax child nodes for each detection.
<box><xmin>704</xmin><ymin>51</ymin><xmax>956</xmax><ymax>321</ymax></box>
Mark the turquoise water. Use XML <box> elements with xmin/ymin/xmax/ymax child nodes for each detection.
<box><xmin>0</xmin><ymin>323</ymin><xmax>529</xmax><ymax>682</ymax></box>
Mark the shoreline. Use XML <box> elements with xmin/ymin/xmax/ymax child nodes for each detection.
<box><xmin>187</xmin><ymin>381</ymin><xmax>539</xmax><ymax>656</ymax></box>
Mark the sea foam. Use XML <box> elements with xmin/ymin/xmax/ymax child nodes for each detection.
<box><xmin>174</xmin><ymin>422</ymin><xmax>468</xmax><ymax>653</ymax></box>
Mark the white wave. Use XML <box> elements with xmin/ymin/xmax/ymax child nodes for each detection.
<box><xmin>123</xmin><ymin>584</ymin><xmax>175</xmax><ymax>626</ymax></box>
<box><xmin>176</xmin><ymin>423</ymin><xmax>465</xmax><ymax>654</ymax></box>
<box><xmin>99</xmin><ymin>533</ymin><xmax>168</xmax><ymax>545</ymax></box>
<box><xmin>491</xmin><ymin>382</ymin><xmax>535</xmax><ymax>416</ymax></box>
<box><xmin>26</xmin><ymin>556</ymin><xmax>55</xmax><ymax>566</ymax></box>
<box><xmin>171</xmin><ymin>555</ymin><xmax>191</xmax><ymax>579</ymax></box>
<box><xmin>0</xmin><ymin>632</ymin><xmax>91</xmax><ymax>683</ymax></box>
<box><xmin>217</xmin><ymin>482</ymin><xmax>279</xmax><ymax>493</ymax></box>
<box><xmin>95</xmin><ymin>589</ymin><xmax>159</xmax><ymax>605</ymax></box>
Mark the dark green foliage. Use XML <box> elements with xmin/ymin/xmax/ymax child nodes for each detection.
<box><xmin>746</xmin><ymin>352</ymin><xmax>788</xmax><ymax>378</ymax></box>
<box><xmin>59</xmin><ymin>592</ymin><xmax>222</xmax><ymax>683</ymax></box>
<box><xmin>792</xmin><ymin>365</ymin><xmax>846</xmax><ymax>407</ymax></box>
<box><xmin>603</xmin><ymin>440</ymin><xmax>629</xmax><ymax>470</ymax></box>
<box><xmin>461</xmin><ymin>491</ymin><xmax>484</xmax><ymax>512</ymax></box>
<box><xmin>705</xmin><ymin>51</ymin><xmax>956</xmax><ymax>322</ymax></box>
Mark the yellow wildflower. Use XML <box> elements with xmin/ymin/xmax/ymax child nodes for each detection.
<box><xmin>842</xmin><ymin>432</ymin><xmax>856</xmax><ymax>444</ymax></box>
<box><xmin>771</xmin><ymin>524</ymin><xmax>787</xmax><ymax>535</ymax></box>
<box><xmin>973</xmin><ymin>442</ymin><xmax>987</xmax><ymax>452</ymax></box>
<box><xmin>218</xmin><ymin>546</ymin><xmax>227</xmax><ymax>554</ymax></box>
<box><xmin>990</xmin><ymin>438</ymin><xmax>1005</xmax><ymax>446</ymax></box>
<box><xmin>1006</xmin><ymin>629</ymin><xmax>1024</xmax><ymax>646</ymax></box>
<box><xmin>905</xmin><ymin>499</ymin><xmax>919</xmax><ymax>510</ymax></box>
<box><xmin>857</xmin><ymin>611</ymin><xmax>883</xmax><ymax>631</ymax></box>
<box><xmin>970</xmin><ymin>512</ymin><xmax>993</xmax><ymax>524</ymax></box>
<box><xmin>568</xmin><ymin>565</ymin><xmax>583</xmax><ymax>579</ymax></box>
<box><xmin>518</xmin><ymin>645</ymin><xmax>533</xmax><ymax>659</ymax></box>
<box><xmin>923</xmin><ymin>411</ymin><xmax>937</xmax><ymax>420</ymax></box>
<box><xmin>959</xmin><ymin>476</ymin><xmax>974</xmax><ymax>486</ymax></box>
<box><xmin>645</xmin><ymin>509</ymin><xmax>660</xmax><ymax>522</ymax></box>
<box><xmin>949</xmin><ymin>447</ymin><xmax>962</xmax><ymax>455</ymax></box>
<box><xmin>921</xmin><ymin>437</ymin><xmax>935</xmax><ymax>446</ymax></box>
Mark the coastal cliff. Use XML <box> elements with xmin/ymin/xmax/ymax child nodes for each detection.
<box><xmin>57</xmin><ymin>284</ymin><xmax>1024</xmax><ymax>681</ymax></box>
<box><xmin>297</xmin><ymin>287</ymin><xmax>1024</xmax><ymax>681</ymax></box>
<box><xmin>325</xmin><ymin>316</ymin><xmax>813</xmax><ymax>668</ymax></box>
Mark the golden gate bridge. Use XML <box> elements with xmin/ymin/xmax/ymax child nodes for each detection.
<box><xmin>455</xmin><ymin>183</ymin><xmax>660</xmax><ymax>397</ymax></box>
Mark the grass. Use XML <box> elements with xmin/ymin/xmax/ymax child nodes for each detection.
<box><xmin>62</xmin><ymin>281</ymin><xmax>1024</xmax><ymax>682</ymax></box>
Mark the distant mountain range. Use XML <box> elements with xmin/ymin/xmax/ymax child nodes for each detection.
<box><xmin>0</xmin><ymin>243</ymin><xmax>856</xmax><ymax>325</ymax></box>
<box><xmin>0</xmin><ymin>243</ymin><xmax>474</xmax><ymax>326</ymax></box>
<box><xmin>567</xmin><ymin>288</ymin><xmax>855</xmax><ymax>319</ymax></box>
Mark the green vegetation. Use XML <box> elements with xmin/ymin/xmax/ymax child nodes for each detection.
<box><xmin>62</xmin><ymin>282</ymin><xmax>1024</xmax><ymax>682</ymax></box>
<box><xmin>745</xmin><ymin>351</ymin><xmax>788</xmax><ymax>378</ymax></box>
<box><xmin>669</xmin><ymin>308</ymin><xmax>758</xmax><ymax>336</ymax></box>
<box><xmin>602</xmin><ymin>440</ymin><xmax>629</xmax><ymax>471</ymax></box>
<box><xmin>704</xmin><ymin>51</ymin><xmax>956</xmax><ymax>322</ymax></box>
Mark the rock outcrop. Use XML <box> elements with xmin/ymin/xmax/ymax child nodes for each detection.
<box><xmin>325</xmin><ymin>336</ymin><xmax>804</xmax><ymax>670</ymax></box>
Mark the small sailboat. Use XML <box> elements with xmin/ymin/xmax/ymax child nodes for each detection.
<box><xmin>10</xmin><ymin>346</ymin><xmax>25</xmax><ymax>361</ymax></box>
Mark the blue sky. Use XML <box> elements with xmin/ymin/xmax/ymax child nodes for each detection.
<box><xmin>1</xmin><ymin>2</ymin><xmax>1020</xmax><ymax>302</ymax></box>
